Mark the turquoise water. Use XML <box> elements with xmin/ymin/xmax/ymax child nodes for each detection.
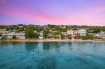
<box><xmin>0</xmin><ymin>42</ymin><xmax>105</xmax><ymax>69</ymax></box>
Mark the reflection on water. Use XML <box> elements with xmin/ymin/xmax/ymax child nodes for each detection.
<box><xmin>0</xmin><ymin>42</ymin><xmax>105</xmax><ymax>69</ymax></box>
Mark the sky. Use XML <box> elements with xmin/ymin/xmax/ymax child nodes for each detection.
<box><xmin>0</xmin><ymin>0</ymin><xmax>105</xmax><ymax>26</ymax></box>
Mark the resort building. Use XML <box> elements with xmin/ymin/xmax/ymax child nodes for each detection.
<box><xmin>3</xmin><ymin>32</ymin><xmax>26</xmax><ymax>39</ymax></box>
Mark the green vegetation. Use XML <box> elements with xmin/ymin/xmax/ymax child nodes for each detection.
<box><xmin>81</xmin><ymin>33</ymin><xmax>94</xmax><ymax>40</ymax></box>
<box><xmin>53</xmin><ymin>31</ymin><xmax>61</xmax><ymax>35</ymax></box>
<box><xmin>0</xmin><ymin>37</ymin><xmax>7</xmax><ymax>40</ymax></box>
<box><xmin>61</xmin><ymin>34</ymin><xmax>65</xmax><ymax>39</ymax></box>
<box><xmin>73</xmin><ymin>33</ymin><xmax>102</xmax><ymax>40</ymax></box>
<box><xmin>0</xmin><ymin>24</ymin><xmax>105</xmax><ymax>33</ymax></box>
<box><xmin>81</xmin><ymin>33</ymin><xmax>102</xmax><ymax>40</ymax></box>
<box><xmin>44</xmin><ymin>36</ymin><xmax>59</xmax><ymax>39</ymax></box>
<box><xmin>25</xmin><ymin>25</ymin><xmax>39</xmax><ymax>38</ymax></box>
<box><xmin>43</xmin><ymin>30</ymin><xmax>49</xmax><ymax>37</ymax></box>
<box><xmin>67</xmin><ymin>34</ymin><xmax>72</xmax><ymax>39</ymax></box>
<box><xmin>53</xmin><ymin>36</ymin><xmax>59</xmax><ymax>39</ymax></box>
<box><xmin>12</xmin><ymin>35</ymin><xmax>16</xmax><ymax>39</ymax></box>
<box><xmin>0</xmin><ymin>24</ymin><xmax>104</xmax><ymax>40</ymax></box>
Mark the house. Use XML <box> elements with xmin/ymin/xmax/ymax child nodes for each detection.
<box><xmin>61</xmin><ymin>32</ymin><xmax>68</xmax><ymax>36</ymax></box>
<box><xmin>3</xmin><ymin>32</ymin><xmax>26</xmax><ymax>39</ymax></box>
<box><xmin>0</xmin><ymin>29</ymin><xmax>6</xmax><ymax>35</ymax></box>
<box><xmin>73</xmin><ymin>30</ymin><xmax>78</xmax><ymax>36</ymax></box>
<box><xmin>78</xmin><ymin>29</ymin><xmax>87</xmax><ymax>36</ymax></box>
<box><xmin>67</xmin><ymin>29</ymin><xmax>87</xmax><ymax>36</ymax></box>
<box><xmin>67</xmin><ymin>30</ymin><xmax>73</xmax><ymax>36</ymax></box>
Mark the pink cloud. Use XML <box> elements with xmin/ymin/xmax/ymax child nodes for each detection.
<box><xmin>0</xmin><ymin>0</ymin><xmax>105</xmax><ymax>26</ymax></box>
<box><xmin>97</xmin><ymin>6</ymin><xmax>105</xmax><ymax>11</ymax></box>
<box><xmin>0</xmin><ymin>1</ymin><xmax>73</xmax><ymax>24</ymax></box>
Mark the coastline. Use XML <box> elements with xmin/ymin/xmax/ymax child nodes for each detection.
<box><xmin>0</xmin><ymin>39</ymin><xmax>105</xmax><ymax>42</ymax></box>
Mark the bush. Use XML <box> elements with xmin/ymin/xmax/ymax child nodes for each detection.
<box><xmin>0</xmin><ymin>37</ymin><xmax>7</xmax><ymax>40</ymax></box>
<box><xmin>67</xmin><ymin>34</ymin><xmax>72</xmax><ymax>39</ymax></box>
<box><xmin>68</xmin><ymin>37</ymin><xmax>72</xmax><ymax>39</ymax></box>
<box><xmin>61</xmin><ymin>34</ymin><xmax>65</xmax><ymax>39</ymax></box>
<box><xmin>81</xmin><ymin>33</ymin><xmax>95</xmax><ymax>40</ymax></box>
<box><xmin>44</xmin><ymin>37</ymin><xmax>47</xmax><ymax>39</ymax></box>
<box><xmin>94</xmin><ymin>37</ymin><xmax>102</xmax><ymax>39</ymax></box>
<box><xmin>12</xmin><ymin>35</ymin><xmax>16</xmax><ymax>39</ymax></box>
<box><xmin>74</xmin><ymin>36</ymin><xmax>81</xmax><ymax>39</ymax></box>
<box><xmin>53</xmin><ymin>31</ymin><xmax>61</xmax><ymax>35</ymax></box>
<box><xmin>81</xmin><ymin>36</ymin><xmax>89</xmax><ymax>40</ymax></box>
<box><xmin>53</xmin><ymin>36</ymin><xmax>59</xmax><ymax>39</ymax></box>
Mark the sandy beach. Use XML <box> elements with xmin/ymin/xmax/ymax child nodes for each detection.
<box><xmin>0</xmin><ymin>39</ymin><xmax>105</xmax><ymax>42</ymax></box>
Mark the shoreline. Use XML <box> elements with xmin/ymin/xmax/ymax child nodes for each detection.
<box><xmin>0</xmin><ymin>39</ymin><xmax>105</xmax><ymax>42</ymax></box>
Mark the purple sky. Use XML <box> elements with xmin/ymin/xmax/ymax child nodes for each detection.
<box><xmin>0</xmin><ymin>0</ymin><xmax>105</xmax><ymax>26</ymax></box>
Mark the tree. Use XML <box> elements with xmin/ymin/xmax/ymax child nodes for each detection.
<box><xmin>61</xmin><ymin>34</ymin><xmax>65</xmax><ymax>39</ymax></box>
<box><xmin>4</xmin><ymin>27</ymin><xmax>10</xmax><ymax>31</ymax></box>
<box><xmin>53</xmin><ymin>31</ymin><xmax>61</xmax><ymax>35</ymax></box>
<box><xmin>12</xmin><ymin>35</ymin><xmax>16</xmax><ymax>39</ymax></box>
<box><xmin>43</xmin><ymin>30</ymin><xmax>49</xmax><ymax>37</ymax></box>
<box><xmin>19</xmin><ymin>27</ymin><xmax>24</xmax><ymax>31</ymax></box>
<box><xmin>67</xmin><ymin>34</ymin><xmax>72</xmax><ymax>39</ymax></box>
<box><xmin>25</xmin><ymin>25</ymin><xmax>38</xmax><ymax>38</ymax></box>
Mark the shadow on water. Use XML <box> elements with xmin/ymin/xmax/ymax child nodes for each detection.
<box><xmin>43</xmin><ymin>42</ymin><xmax>50</xmax><ymax>50</ymax></box>
<box><xmin>42</xmin><ymin>42</ymin><xmax>73</xmax><ymax>51</ymax></box>
<box><xmin>25</xmin><ymin>42</ymin><xmax>38</xmax><ymax>52</ymax></box>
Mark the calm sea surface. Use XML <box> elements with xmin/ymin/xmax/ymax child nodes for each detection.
<box><xmin>0</xmin><ymin>42</ymin><xmax>105</xmax><ymax>69</ymax></box>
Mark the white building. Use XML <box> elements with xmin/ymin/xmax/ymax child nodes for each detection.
<box><xmin>3</xmin><ymin>32</ymin><xmax>26</xmax><ymax>39</ymax></box>
<box><xmin>67</xmin><ymin>29</ymin><xmax>87</xmax><ymax>36</ymax></box>
<box><xmin>78</xmin><ymin>29</ymin><xmax>87</xmax><ymax>36</ymax></box>
<box><xmin>67</xmin><ymin>30</ymin><xmax>73</xmax><ymax>36</ymax></box>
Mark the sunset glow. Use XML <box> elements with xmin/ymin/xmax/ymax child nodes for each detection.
<box><xmin>0</xmin><ymin>0</ymin><xmax>105</xmax><ymax>26</ymax></box>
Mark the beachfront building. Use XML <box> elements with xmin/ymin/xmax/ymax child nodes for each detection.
<box><xmin>3</xmin><ymin>32</ymin><xmax>26</xmax><ymax>39</ymax></box>
<box><xmin>78</xmin><ymin>29</ymin><xmax>87</xmax><ymax>36</ymax></box>
<box><xmin>73</xmin><ymin>30</ymin><xmax>78</xmax><ymax>36</ymax></box>
<box><xmin>67</xmin><ymin>30</ymin><xmax>73</xmax><ymax>36</ymax></box>
<box><xmin>67</xmin><ymin>29</ymin><xmax>87</xmax><ymax>37</ymax></box>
